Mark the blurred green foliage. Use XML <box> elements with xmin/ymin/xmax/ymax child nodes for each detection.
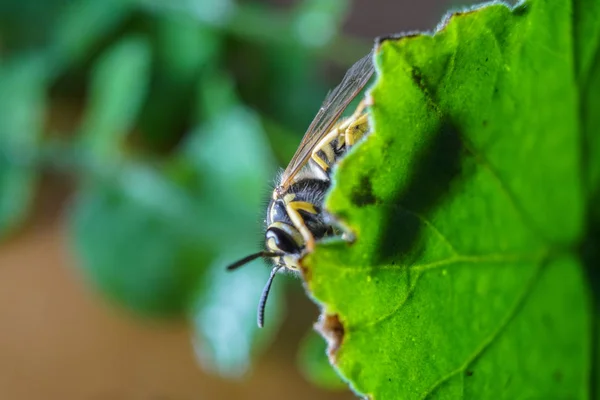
<box><xmin>0</xmin><ymin>0</ymin><xmax>368</xmax><ymax>386</ymax></box>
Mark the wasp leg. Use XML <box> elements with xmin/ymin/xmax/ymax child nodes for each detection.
<box><xmin>311</xmin><ymin>98</ymin><xmax>371</xmax><ymax>172</ymax></box>
<box><xmin>310</xmin><ymin>126</ymin><xmax>344</xmax><ymax>173</ymax></box>
<box><xmin>285</xmin><ymin>201</ymin><xmax>318</xmax><ymax>251</ymax></box>
<box><xmin>342</xmin><ymin>98</ymin><xmax>370</xmax><ymax>147</ymax></box>
<box><xmin>344</xmin><ymin>113</ymin><xmax>369</xmax><ymax>147</ymax></box>
<box><xmin>353</xmin><ymin>98</ymin><xmax>369</xmax><ymax>117</ymax></box>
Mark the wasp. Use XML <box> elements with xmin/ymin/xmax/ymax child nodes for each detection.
<box><xmin>226</xmin><ymin>50</ymin><xmax>375</xmax><ymax>327</ymax></box>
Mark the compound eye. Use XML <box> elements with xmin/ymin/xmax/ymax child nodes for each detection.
<box><xmin>267</xmin><ymin>199</ymin><xmax>287</xmax><ymax>226</ymax></box>
<box><xmin>265</xmin><ymin>227</ymin><xmax>301</xmax><ymax>254</ymax></box>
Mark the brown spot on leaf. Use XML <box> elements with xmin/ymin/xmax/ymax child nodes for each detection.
<box><xmin>374</xmin><ymin>32</ymin><xmax>424</xmax><ymax>52</ymax></box>
<box><xmin>437</xmin><ymin>4</ymin><xmax>505</xmax><ymax>33</ymax></box>
<box><xmin>298</xmin><ymin>255</ymin><xmax>312</xmax><ymax>283</ymax></box>
<box><xmin>452</xmin><ymin>9</ymin><xmax>479</xmax><ymax>18</ymax></box>
<box><xmin>411</xmin><ymin>67</ymin><xmax>427</xmax><ymax>93</ymax></box>
<box><xmin>314</xmin><ymin>313</ymin><xmax>345</xmax><ymax>363</ymax></box>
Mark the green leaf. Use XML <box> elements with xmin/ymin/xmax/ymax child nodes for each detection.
<box><xmin>49</xmin><ymin>0</ymin><xmax>132</xmax><ymax>72</ymax></box>
<box><xmin>304</xmin><ymin>0</ymin><xmax>598</xmax><ymax>398</ymax></box>
<box><xmin>139</xmin><ymin>14</ymin><xmax>222</xmax><ymax>148</ymax></box>
<box><xmin>292</xmin><ymin>0</ymin><xmax>350</xmax><ymax>48</ymax></box>
<box><xmin>298</xmin><ymin>329</ymin><xmax>347</xmax><ymax>390</ymax></box>
<box><xmin>155</xmin><ymin>12</ymin><xmax>222</xmax><ymax>74</ymax></box>
<box><xmin>183</xmin><ymin>74</ymin><xmax>285</xmax><ymax>377</ymax></box>
<box><xmin>191</xmin><ymin>254</ymin><xmax>285</xmax><ymax>378</ymax></box>
<box><xmin>0</xmin><ymin>0</ymin><xmax>68</xmax><ymax>52</ymax></box>
<box><xmin>0</xmin><ymin>56</ymin><xmax>47</xmax><ymax>236</ymax></box>
<box><xmin>79</xmin><ymin>36</ymin><xmax>151</xmax><ymax>161</ymax></box>
<box><xmin>69</xmin><ymin>165</ymin><xmax>210</xmax><ymax>317</ymax></box>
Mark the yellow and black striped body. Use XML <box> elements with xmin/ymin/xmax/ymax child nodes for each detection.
<box><xmin>307</xmin><ymin>113</ymin><xmax>370</xmax><ymax>178</ymax></box>
<box><xmin>264</xmin><ymin>113</ymin><xmax>369</xmax><ymax>270</ymax></box>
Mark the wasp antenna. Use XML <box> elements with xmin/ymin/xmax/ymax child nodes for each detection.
<box><xmin>257</xmin><ymin>266</ymin><xmax>282</xmax><ymax>328</ymax></box>
<box><xmin>226</xmin><ymin>251</ymin><xmax>279</xmax><ymax>271</ymax></box>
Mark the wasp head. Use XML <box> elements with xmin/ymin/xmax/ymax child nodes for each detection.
<box><xmin>265</xmin><ymin>196</ymin><xmax>305</xmax><ymax>271</ymax></box>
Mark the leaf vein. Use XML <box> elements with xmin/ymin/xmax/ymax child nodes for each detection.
<box><xmin>458</xmin><ymin>133</ymin><xmax>547</xmax><ymax>241</ymax></box>
<box><xmin>404</xmin><ymin>208</ymin><xmax>460</xmax><ymax>256</ymax></box>
<box><xmin>420</xmin><ymin>256</ymin><xmax>547</xmax><ymax>399</ymax></box>
<box><xmin>348</xmin><ymin>252</ymin><xmax>545</xmax><ymax>331</ymax></box>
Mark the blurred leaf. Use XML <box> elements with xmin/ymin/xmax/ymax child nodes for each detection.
<box><xmin>225</xmin><ymin>2</ymin><xmax>293</xmax><ymax>49</ymax></box>
<box><xmin>182</xmin><ymin>72</ymin><xmax>285</xmax><ymax>377</ymax></box>
<box><xmin>224</xmin><ymin>0</ymin><xmax>364</xmax><ymax>65</ymax></box>
<box><xmin>155</xmin><ymin>15</ymin><xmax>220</xmax><ymax>77</ymax></box>
<box><xmin>304</xmin><ymin>0</ymin><xmax>595</xmax><ymax>398</ymax></box>
<box><xmin>191</xmin><ymin>254</ymin><xmax>284</xmax><ymax>378</ymax></box>
<box><xmin>69</xmin><ymin>163</ymin><xmax>208</xmax><ymax>317</ymax></box>
<box><xmin>49</xmin><ymin>0</ymin><xmax>133</xmax><ymax>72</ymax></box>
<box><xmin>231</xmin><ymin>40</ymin><xmax>326</xmax><ymax>139</ymax></box>
<box><xmin>292</xmin><ymin>0</ymin><xmax>350</xmax><ymax>48</ymax></box>
<box><xmin>185</xmin><ymin>104</ymin><xmax>274</xmax><ymax>213</ymax></box>
<box><xmin>139</xmin><ymin>16</ymin><xmax>222</xmax><ymax>149</ymax></box>
<box><xmin>263</xmin><ymin>47</ymin><xmax>327</xmax><ymax>132</ymax></box>
<box><xmin>138</xmin><ymin>0</ymin><xmax>236</xmax><ymax>27</ymax></box>
<box><xmin>194</xmin><ymin>69</ymin><xmax>238</xmax><ymax>120</ymax></box>
<box><xmin>0</xmin><ymin>0</ymin><xmax>69</xmax><ymax>53</ymax></box>
<box><xmin>260</xmin><ymin>116</ymin><xmax>304</xmax><ymax>167</ymax></box>
<box><xmin>0</xmin><ymin>55</ymin><xmax>47</xmax><ymax>236</ymax></box>
<box><xmin>298</xmin><ymin>329</ymin><xmax>346</xmax><ymax>390</ymax></box>
<box><xmin>79</xmin><ymin>36</ymin><xmax>152</xmax><ymax>160</ymax></box>
<box><xmin>170</xmin><ymin>102</ymin><xmax>273</xmax><ymax>248</ymax></box>
<box><xmin>70</xmin><ymin>65</ymin><xmax>286</xmax><ymax>375</ymax></box>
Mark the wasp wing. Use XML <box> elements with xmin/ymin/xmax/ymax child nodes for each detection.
<box><xmin>279</xmin><ymin>50</ymin><xmax>375</xmax><ymax>190</ymax></box>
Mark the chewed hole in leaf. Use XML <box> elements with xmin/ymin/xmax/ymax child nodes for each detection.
<box><xmin>314</xmin><ymin>312</ymin><xmax>345</xmax><ymax>362</ymax></box>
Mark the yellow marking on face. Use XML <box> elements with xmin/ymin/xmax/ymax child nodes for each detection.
<box><xmin>281</xmin><ymin>255</ymin><xmax>300</xmax><ymax>270</ymax></box>
<box><xmin>271</xmin><ymin>255</ymin><xmax>300</xmax><ymax>270</ymax></box>
<box><xmin>266</xmin><ymin>237</ymin><xmax>278</xmax><ymax>252</ymax></box>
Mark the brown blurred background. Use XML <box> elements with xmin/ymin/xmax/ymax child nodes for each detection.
<box><xmin>0</xmin><ymin>0</ymin><xmax>480</xmax><ymax>399</ymax></box>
